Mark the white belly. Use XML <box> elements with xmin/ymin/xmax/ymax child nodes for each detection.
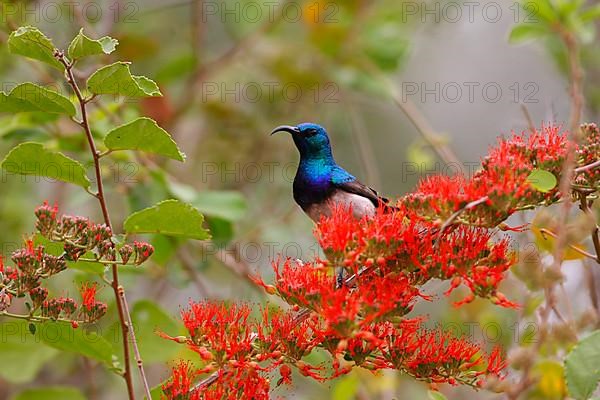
<box><xmin>305</xmin><ymin>191</ymin><xmax>376</xmax><ymax>222</ymax></box>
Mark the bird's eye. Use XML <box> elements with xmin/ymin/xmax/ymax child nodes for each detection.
<box><xmin>305</xmin><ymin>128</ymin><xmax>318</xmax><ymax>136</ymax></box>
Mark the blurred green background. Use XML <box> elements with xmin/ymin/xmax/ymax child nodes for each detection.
<box><xmin>0</xmin><ymin>0</ymin><xmax>599</xmax><ymax>399</ymax></box>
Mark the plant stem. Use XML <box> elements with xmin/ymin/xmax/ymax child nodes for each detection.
<box><xmin>119</xmin><ymin>285</ymin><xmax>153</xmax><ymax>400</ymax></box>
<box><xmin>435</xmin><ymin>196</ymin><xmax>489</xmax><ymax>246</ymax></box>
<box><xmin>574</xmin><ymin>159</ymin><xmax>600</xmax><ymax>174</ymax></box>
<box><xmin>539</xmin><ymin>228</ymin><xmax>598</xmax><ymax>261</ymax></box>
<box><xmin>578</xmin><ymin>192</ymin><xmax>600</xmax><ymax>263</ymax></box>
<box><xmin>55</xmin><ymin>52</ymin><xmax>142</xmax><ymax>400</ymax></box>
<box><xmin>0</xmin><ymin>310</ymin><xmax>88</xmax><ymax>324</ymax></box>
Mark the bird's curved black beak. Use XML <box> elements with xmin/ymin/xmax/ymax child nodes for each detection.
<box><xmin>270</xmin><ymin>125</ymin><xmax>300</xmax><ymax>135</ymax></box>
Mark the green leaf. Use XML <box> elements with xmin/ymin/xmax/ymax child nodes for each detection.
<box><xmin>131</xmin><ymin>300</ymin><xmax>181</xmax><ymax>363</ymax></box>
<box><xmin>87</xmin><ymin>62</ymin><xmax>161</xmax><ymax>97</ymax></box>
<box><xmin>149</xmin><ymin>383</ymin><xmax>164</xmax><ymax>400</ymax></box>
<box><xmin>0</xmin><ymin>321</ymin><xmax>59</xmax><ymax>383</ymax></box>
<box><xmin>11</xmin><ymin>386</ymin><xmax>86</xmax><ymax>400</ymax></box>
<box><xmin>332</xmin><ymin>373</ymin><xmax>359</xmax><ymax>400</ymax></box>
<box><xmin>0</xmin><ymin>83</ymin><xmax>76</xmax><ymax>116</ymax></box>
<box><xmin>428</xmin><ymin>391</ymin><xmax>449</xmax><ymax>400</ymax></box>
<box><xmin>527</xmin><ymin>169</ymin><xmax>557</xmax><ymax>192</ymax></box>
<box><xmin>7</xmin><ymin>26</ymin><xmax>63</xmax><ymax>70</ymax></box>
<box><xmin>509</xmin><ymin>24</ymin><xmax>548</xmax><ymax>43</ymax></box>
<box><xmin>565</xmin><ymin>330</ymin><xmax>600</xmax><ymax>400</ymax></box>
<box><xmin>124</xmin><ymin>199</ymin><xmax>210</xmax><ymax>240</ymax></box>
<box><xmin>68</xmin><ymin>28</ymin><xmax>118</xmax><ymax>60</ymax></box>
<box><xmin>193</xmin><ymin>191</ymin><xmax>248</xmax><ymax>221</ymax></box>
<box><xmin>207</xmin><ymin>217</ymin><xmax>234</xmax><ymax>247</ymax></box>
<box><xmin>1</xmin><ymin>142</ymin><xmax>90</xmax><ymax>188</ymax></box>
<box><xmin>35</xmin><ymin>323</ymin><xmax>115</xmax><ymax>365</ymax></box>
<box><xmin>104</xmin><ymin>117</ymin><xmax>185</xmax><ymax>161</ymax></box>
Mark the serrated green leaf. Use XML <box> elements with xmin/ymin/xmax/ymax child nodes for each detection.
<box><xmin>193</xmin><ymin>191</ymin><xmax>247</xmax><ymax>221</ymax></box>
<box><xmin>104</xmin><ymin>117</ymin><xmax>185</xmax><ymax>161</ymax></box>
<box><xmin>124</xmin><ymin>199</ymin><xmax>210</xmax><ymax>240</ymax></box>
<box><xmin>87</xmin><ymin>62</ymin><xmax>161</xmax><ymax>97</ymax></box>
<box><xmin>1</xmin><ymin>142</ymin><xmax>90</xmax><ymax>188</ymax></box>
<box><xmin>565</xmin><ymin>330</ymin><xmax>600</xmax><ymax>400</ymax></box>
<box><xmin>0</xmin><ymin>321</ymin><xmax>58</xmax><ymax>383</ymax></box>
<box><xmin>509</xmin><ymin>24</ymin><xmax>548</xmax><ymax>43</ymax></box>
<box><xmin>428</xmin><ymin>391</ymin><xmax>448</xmax><ymax>400</ymax></box>
<box><xmin>68</xmin><ymin>28</ymin><xmax>118</xmax><ymax>59</ymax></box>
<box><xmin>527</xmin><ymin>168</ymin><xmax>557</xmax><ymax>192</ymax></box>
<box><xmin>35</xmin><ymin>323</ymin><xmax>115</xmax><ymax>365</ymax></box>
<box><xmin>11</xmin><ymin>386</ymin><xmax>86</xmax><ymax>400</ymax></box>
<box><xmin>0</xmin><ymin>83</ymin><xmax>76</xmax><ymax>116</ymax></box>
<box><xmin>7</xmin><ymin>26</ymin><xmax>63</xmax><ymax>70</ymax></box>
<box><xmin>131</xmin><ymin>300</ymin><xmax>181</xmax><ymax>363</ymax></box>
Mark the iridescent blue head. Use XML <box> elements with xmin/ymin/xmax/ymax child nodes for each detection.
<box><xmin>270</xmin><ymin>123</ymin><xmax>333</xmax><ymax>161</ymax></box>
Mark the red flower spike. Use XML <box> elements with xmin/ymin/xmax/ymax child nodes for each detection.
<box><xmin>80</xmin><ymin>282</ymin><xmax>98</xmax><ymax>312</ymax></box>
<box><xmin>277</xmin><ymin>364</ymin><xmax>292</xmax><ymax>386</ymax></box>
<box><xmin>257</xmin><ymin>307</ymin><xmax>318</xmax><ymax>361</ymax></box>
<box><xmin>162</xmin><ymin>361</ymin><xmax>200</xmax><ymax>400</ymax></box>
<box><xmin>314</xmin><ymin>203</ymin><xmax>361</xmax><ymax>254</ymax></box>
<box><xmin>181</xmin><ymin>301</ymin><xmax>254</xmax><ymax>365</ymax></box>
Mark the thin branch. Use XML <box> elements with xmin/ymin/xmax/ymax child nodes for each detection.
<box><xmin>79</xmin><ymin>257</ymin><xmax>133</xmax><ymax>266</ymax></box>
<box><xmin>520</xmin><ymin>104</ymin><xmax>536</xmax><ymax>133</ymax></box>
<box><xmin>118</xmin><ymin>286</ymin><xmax>153</xmax><ymax>400</ymax></box>
<box><xmin>357</xmin><ymin>58</ymin><xmax>461</xmax><ymax>167</ymax></box>
<box><xmin>539</xmin><ymin>228</ymin><xmax>598</xmax><ymax>261</ymax></box>
<box><xmin>578</xmin><ymin>191</ymin><xmax>600</xmax><ymax>263</ymax></box>
<box><xmin>575</xmin><ymin>159</ymin><xmax>600</xmax><ymax>174</ymax></box>
<box><xmin>346</xmin><ymin>97</ymin><xmax>382</xmax><ymax>190</ymax></box>
<box><xmin>0</xmin><ymin>311</ymin><xmax>94</xmax><ymax>325</ymax></box>
<box><xmin>56</xmin><ymin>52</ymin><xmax>141</xmax><ymax>400</ymax></box>
<box><xmin>583</xmin><ymin>259</ymin><xmax>600</xmax><ymax>324</ymax></box>
<box><xmin>435</xmin><ymin>196</ymin><xmax>489</xmax><ymax>246</ymax></box>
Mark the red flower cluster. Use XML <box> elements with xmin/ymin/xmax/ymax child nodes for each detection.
<box><xmin>162</xmin><ymin>362</ymin><xmax>200</xmax><ymax>400</ymax></box>
<box><xmin>403</xmin><ymin>124</ymin><xmax>570</xmax><ymax>226</ymax></box>
<box><xmin>254</xmin><ymin>258</ymin><xmax>422</xmax><ymax>335</ymax></box>
<box><xmin>378</xmin><ymin>320</ymin><xmax>505</xmax><ymax>385</ymax></box>
<box><xmin>160</xmin><ymin>301</ymin><xmax>506</xmax><ymax>400</ymax></box>
<box><xmin>314</xmin><ymin>205</ymin><xmax>516</xmax><ymax>307</ymax></box>
<box><xmin>79</xmin><ymin>282</ymin><xmax>107</xmax><ymax>322</ymax></box>
<box><xmin>576</xmin><ymin>123</ymin><xmax>600</xmax><ymax>188</ymax></box>
<box><xmin>160</xmin><ymin>302</ymin><xmax>288</xmax><ymax>399</ymax></box>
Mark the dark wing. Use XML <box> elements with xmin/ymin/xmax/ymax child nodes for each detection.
<box><xmin>334</xmin><ymin>179</ymin><xmax>390</xmax><ymax>208</ymax></box>
<box><xmin>330</xmin><ymin>166</ymin><xmax>391</xmax><ymax>208</ymax></box>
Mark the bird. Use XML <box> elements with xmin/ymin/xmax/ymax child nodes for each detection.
<box><xmin>270</xmin><ymin>122</ymin><xmax>394</xmax><ymax>223</ymax></box>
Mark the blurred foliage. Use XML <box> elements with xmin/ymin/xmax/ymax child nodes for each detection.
<box><xmin>0</xmin><ymin>0</ymin><xmax>598</xmax><ymax>399</ymax></box>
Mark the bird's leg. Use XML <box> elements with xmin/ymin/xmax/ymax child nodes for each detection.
<box><xmin>335</xmin><ymin>267</ymin><xmax>345</xmax><ymax>289</ymax></box>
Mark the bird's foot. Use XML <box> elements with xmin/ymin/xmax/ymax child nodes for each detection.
<box><xmin>335</xmin><ymin>268</ymin><xmax>345</xmax><ymax>289</ymax></box>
